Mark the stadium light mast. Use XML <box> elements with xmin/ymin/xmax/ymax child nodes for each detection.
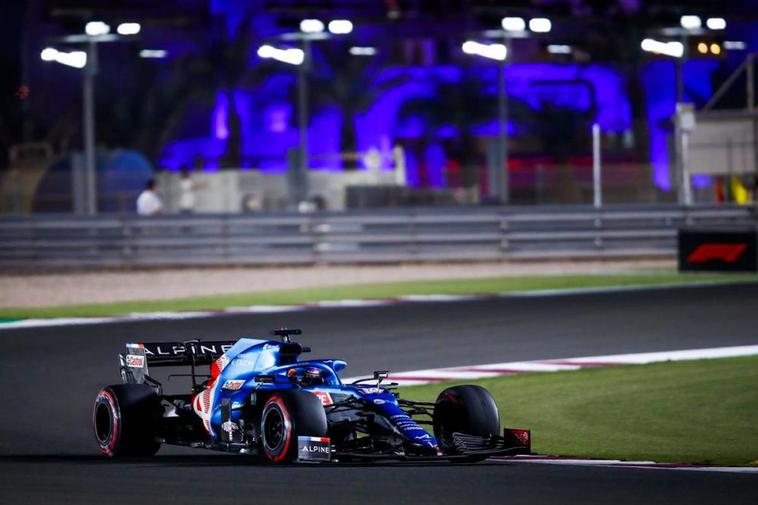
<box><xmin>463</xmin><ymin>16</ymin><xmax>551</xmax><ymax>204</ymax></box>
<box><xmin>41</xmin><ymin>21</ymin><xmax>141</xmax><ymax>215</ymax></box>
<box><xmin>259</xmin><ymin>19</ymin><xmax>353</xmax><ymax>208</ymax></box>
<box><xmin>642</xmin><ymin>16</ymin><xmax>728</xmax><ymax>205</ymax></box>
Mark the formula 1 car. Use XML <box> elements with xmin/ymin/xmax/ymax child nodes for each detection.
<box><xmin>93</xmin><ymin>329</ymin><xmax>530</xmax><ymax>463</ymax></box>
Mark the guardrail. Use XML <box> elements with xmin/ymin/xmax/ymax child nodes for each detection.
<box><xmin>0</xmin><ymin>205</ymin><xmax>755</xmax><ymax>267</ymax></box>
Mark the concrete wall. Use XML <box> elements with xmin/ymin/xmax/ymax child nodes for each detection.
<box><xmin>157</xmin><ymin>169</ymin><xmax>399</xmax><ymax>212</ymax></box>
<box><xmin>689</xmin><ymin>111</ymin><xmax>757</xmax><ymax>175</ymax></box>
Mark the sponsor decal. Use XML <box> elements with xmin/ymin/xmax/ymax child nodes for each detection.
<box><xmin>198</xmin><ymin>344</ymin><xmax>233</xmax><ymax>355</ymax></box>
<box><xmin>222</xmin><ymin>379</ymin><xmax>245</xmax><ymax>391</ymax></box>
<box><xmin>300</xmin><ymin>444</ymin><xmax>330</xmax><ymax>454</ymax></box>
<box><xmin>125</xmin><ymin>354</ymin><xmax>145</xmax><ymax>368</ymax></box>
<box><xmin>141</xmin><ymin>342</ymin><xmax>234</xmax><ymax>358</ymax></box>
<box><xmin>687</xmin><ymin>243</ymin><xmax>747</xmax><ymax>264</ymax></box>
<box><xmin>372</xmin><ymin>398</ymin><xmax>385</xmax><ymax>405</ymax></box>
<box><xmin>297</xmin><ymin>436</ymin><xmax>331</xmax><ymax>462</ymax></box>
<box><xmin>514</xmin><ymin>430</ymin><xmax>530</xmax><ymax>446</ymax></box>
<box><xmin>142</xmin><ymin>344</ymin><xmax>179</xmax><ymax>356</ymax></box>
<box><xmin>311</xmin><ymin>390</ymin><xmax>333</xmax><ymax>406</ymax></box>
<box><xmin>505</xmin><ymin>428</ymin><xmax>531</xmax><ymax>448</ymax></box>
<box><xmin>359</xmin><ymin>387</ymin><xmax>383</xmax><ymax>394</ymax></box>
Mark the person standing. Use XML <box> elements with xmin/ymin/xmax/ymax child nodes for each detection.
<box><xmin>136</xmin><ymin>178</ymin><xmax>163</xmax><ymax>216</ymax></box>
<box><xmin>179</xmin><ymin>168</ymin><xmax>197</xmax><ymax>213</ymax></box>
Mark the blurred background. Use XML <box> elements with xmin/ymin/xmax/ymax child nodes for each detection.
<box><xmin>0</xmin><ymin>0</ymin><xmax>756</xmax><ymax>214</ymax></box>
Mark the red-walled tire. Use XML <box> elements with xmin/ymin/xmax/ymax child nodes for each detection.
<box><xmin>93</xmin><ymin>384</ymin><xmax>161</xmax><ymax>457</ymax></box>
<box><xmin>260</xmin><ymin>391</ymin><xmax>327</xmax><ymax>463</ymax></box>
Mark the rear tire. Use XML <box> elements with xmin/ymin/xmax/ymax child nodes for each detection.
<box><xmin>93</xmin><ymin>384</ymin><xmax>161</xmax><ymax>457</ymax></box>
<box><xmin>260</xmin><ymin>391</ymin><xmax>327</xmax><ymax>463</ymax></box>
<box><xmin>433</xmin><ymin>385</ymin><xmax>500</xmax><ymax>460</ymax></box>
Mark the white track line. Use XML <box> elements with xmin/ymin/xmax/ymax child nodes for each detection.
<box><xmin>559</xmin><ymin>345</ymin><xmax>758</xmax><ymax>365</ymax></box>
<box><xmin>492</xmin><ymin>455</ymin><xmax>758</xmax><ymax>474</ymax></box>
<box><xmin>397</xmin><ymin>294</ymin><xmax>481</xmax><ymax>302</ymax></box>
<box><xmin>2</xmin><ymin>279</ymin><xmax>753</xmax><ymax>331</ymax></box>
<box><xmin>0</xmin><ymin>316</ymin><xmax>121</xmax><ymax>329</ymax></box>
<box><xmin>310</xmin><ymin>299</ymin><xmax>395</xmax><ymax>308</ymax></box>
<box><xmin>504</xmin><ymin>279</ymin><xmax>758</xmax><ymax>297</ymax></box>
<box><xmin>342</xmin><ymin>344</ymin><xmax>758</xmax><ymax>385</ymax></box>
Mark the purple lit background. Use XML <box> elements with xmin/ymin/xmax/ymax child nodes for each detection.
<box><xmin>156</xmin><ymin>1</ymin><xmax>751</xmax><ymax>191</ymax></box>
<box><xmin>160</xmin><ymin>62</ymin><xmax>641</xmax><ymax>186</ymax></box>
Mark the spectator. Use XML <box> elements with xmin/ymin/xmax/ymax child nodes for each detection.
<box><xmin>136</xmin><ymin>178</ymin><xmax>163</xmax><ymax>216</ymax></box>
<box><xmin>179</xmin><ymin>168</ymin><xmax>197</xmax><ymax>213</ymax></box>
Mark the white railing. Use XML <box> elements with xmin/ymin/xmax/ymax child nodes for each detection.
<box><xmin>0</xmin><ymin>205</ymin><xmax>754</xmax><ymax>267</ymax></box>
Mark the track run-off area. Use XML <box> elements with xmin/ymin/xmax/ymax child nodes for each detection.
<box><xmin>1</xmin><ymin>282</ymin><xmax>757</xmax><ymax>504</ymax></box>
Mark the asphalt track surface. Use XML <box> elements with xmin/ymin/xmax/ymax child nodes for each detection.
<box><xmin>1</xmin><ymin>283</ymin><xmax>757</xmax><ymax>504</ymax></box>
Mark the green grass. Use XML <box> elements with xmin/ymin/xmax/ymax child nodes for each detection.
<box><xmin>0</xmin><ymin>272</ymin><xmax>755</xmax><ymax>319</ymax></box>
<box><xmin>403</xmin><ymin>355</ymin><xmax>758</xmax><ymax>466</ymax></box>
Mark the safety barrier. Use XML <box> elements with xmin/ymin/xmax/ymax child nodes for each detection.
<box><xmin>0</xmin><ymin>205</ymin><xmax>754</xmax><ymax>267</ymax></box>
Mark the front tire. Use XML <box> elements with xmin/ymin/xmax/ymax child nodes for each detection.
<box><xmin>260</xmin><ymin>391</ymin><xmax>327</xmax><ymax>463</ymax></box>
<box><xmin>433</xmin><ymin>385</ymin><xmax>500</xmax><ymax>459</ymax></box>
<box><xmin>93</xmin><ymin>384</ymin><xmax>161</xmax><ymax>457</ymax></box>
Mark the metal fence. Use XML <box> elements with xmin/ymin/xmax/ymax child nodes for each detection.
<box><xmin>0</xmin><ymin>205</ymin><xmax>755</xmax><ymax>267</ymax></box>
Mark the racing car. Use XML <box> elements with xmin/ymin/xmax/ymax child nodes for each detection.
<box><xmin>92</xmin><ymin>328</ymin><xmax>530</xmax><ymax>463</ymax></box>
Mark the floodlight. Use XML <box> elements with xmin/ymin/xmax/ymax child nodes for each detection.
<box><xmin>85</xmin><ymin>21</ymin><xmax>111</xmax><ymax>36</ymax></box>
<box><xmin>706</xmin><ymin>18</ymin><xmax>726</xmax><ymax>30</ymax></box>
<box><xmin>300</xmin><ymin>19</ymin><xmax>324</xmax><ymax>34</ymax></box>
<box><xmin>117</xmin><ymin>23</ymin><xmax>141</xmax><ymax>35</ymax></box>
<box><xmin>328</xmin><ymin>19</ymin><xmax>353</xmax><ymax>34</ymax></box>
<box><xmin>501</xmin><ymin>17</ymin><xmax>526</xmax><ymax>32</ymax></box>
<box><xmin>529</xmin><ymin>18</ymin><xmax>551</xmax><ymax>33</ymax></box>
<box><xmin>680</xmin><ymin>15</ymin><xmax>702</xmax><ymax>30</ymax></box>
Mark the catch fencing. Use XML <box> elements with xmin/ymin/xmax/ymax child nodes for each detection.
<box><xmin>0</xmin><ymin>205</ymin><xmax>754</xmax><ymax>267</ymax></box>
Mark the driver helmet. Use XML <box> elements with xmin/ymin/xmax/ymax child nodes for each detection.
<box><xmin>301</xmin><ymin>366</ymin><xmax>325</xmax><ymax>386</ymax></box>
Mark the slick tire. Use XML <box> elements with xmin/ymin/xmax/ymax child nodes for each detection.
<box><xmin>260</xmin><ymin>391</ymin><xmax>328</xmax><ymax>463</ymax></box>
<box><xmin>93</xmin><ymin>384</ymin><xmax>161</xmax><ymax>457</ymax></box>
<box><xmin>433</xmin><ymin>385</ymin><xmax>500</xmax><ymax>460</ymax></box>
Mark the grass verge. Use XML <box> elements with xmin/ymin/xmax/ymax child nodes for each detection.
<box><xmin>0</xmin><ymin>272</ymin><xmax>755</xmax><ymax>319</ymax></box>
<box><xmin>403</xmin><ymin>355</ymin><xmax>758</xmax><ymax>466</ymax></box>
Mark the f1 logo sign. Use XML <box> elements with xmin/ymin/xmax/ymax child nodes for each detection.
<box><xmin>687</xmin><ymin>243</ymin><xmax>747</xmax><ymax>264</ymax></box>
<box><xmin>679</xmin><ymin>230</ymin><xmax>757</xmax><ymax>272</ymax></box>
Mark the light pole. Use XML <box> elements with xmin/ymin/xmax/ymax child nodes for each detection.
<box><xmin>462</xmin><ymin>40</ymin><xmax>507</xmax><ymax>202</ymax></box>
<box><xmin>259</xmin><ymin>19</ymin><xmax>353</xmax><ymax>207</ymax></box>
<box><xmin>82</xmin><ymin>39</ymin><xmax>97</xmax><ymax>215</ymax></box>
<box><xmin>641</xmin><ymin>16</ymin><xmax>727</xmax><ymax>205</ymax></box>
<box><xmin>467</xmin><ymin>16</ymin><xmax>551</xmax><ymax>204</ymax></box>
<box><xmin>42</xmin><ymin>21</ymin><xmax>141</xmax><ymax>215</ymax></box>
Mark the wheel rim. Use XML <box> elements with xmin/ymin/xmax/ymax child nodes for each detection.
<box><xmin>95</xmin><ymin>402</ymin><xmax>112</xmax><ymax>444</ymax></box>
<box><xmin>263</xmin><ymin>406</ymin><xmax>285</xmax><ymax>453</ymax></box>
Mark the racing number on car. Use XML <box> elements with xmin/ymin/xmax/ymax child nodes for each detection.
<box><xmin>311</xmin><ymin>390</ymin><xmax>333</xmax><ymax>406</ymax></box>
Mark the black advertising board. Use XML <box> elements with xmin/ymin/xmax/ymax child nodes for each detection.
<box><xmin>678</xmin><ymin>228</ymin><xmax>758</xmax><ymax>272</ymax></box>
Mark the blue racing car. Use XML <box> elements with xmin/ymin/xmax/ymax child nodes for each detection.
<box><xmin>93</xmin><ymin>329</ymin><xmax>530</xmax><ymax>463</ymax></box>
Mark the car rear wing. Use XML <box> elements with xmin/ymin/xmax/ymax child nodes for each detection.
<box><xmin>119</xmin><ymin>340</ymin><xmax>236</xmax><ymax>385</ymax></box>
